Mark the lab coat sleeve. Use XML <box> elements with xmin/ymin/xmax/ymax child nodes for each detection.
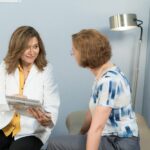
<box><xmin>0</xmin><ymin>61</ymin><xmax>9</xmax><ymax>111</ymax></box>
<box><xmin>43</xmin><ymin>63</ymin><xmax>60</xmax><ymax>128</ymax></box>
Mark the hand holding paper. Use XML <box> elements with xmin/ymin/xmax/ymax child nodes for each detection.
<box><xmin>28</xmin><ymin>108</ymin><xmax>53</xmax><ymax>127</ymax></box>
<box><xmin>6</xmin><ymin>95</ymin><xmax>44</xmax><ymax>117</ymax></box>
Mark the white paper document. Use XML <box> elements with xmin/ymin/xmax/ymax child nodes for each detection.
<box><xmin>6</xmin><ymin>95</ymin><xmax>43</xmax><ymax>117</ymax></box>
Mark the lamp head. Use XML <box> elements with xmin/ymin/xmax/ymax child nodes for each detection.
<box><xmin>109</xmin><ymin>13</ymin><xmax>137</xmax><ymax>31</ymax></box>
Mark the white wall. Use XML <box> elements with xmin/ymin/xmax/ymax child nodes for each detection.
<box><xmin>0</xmin><ymin>0</ymin><xmax>149</xmax><ymax>135</ymax></box>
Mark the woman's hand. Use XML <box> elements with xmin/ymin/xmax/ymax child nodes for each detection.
<box><xmin>28</xmin><ymin>107</ymin><xmax>53</xmax><ymax>127</ymax></box>
<box><xmin>80</xmin><ymin>110</ymin><xmax>92</xmax><ymax>135</ymax></box>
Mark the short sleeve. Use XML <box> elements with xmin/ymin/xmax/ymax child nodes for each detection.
<box><xmin>97</xmin><ymin>79</ymin><xmax>119</xmax><ymax>108</ymax></box>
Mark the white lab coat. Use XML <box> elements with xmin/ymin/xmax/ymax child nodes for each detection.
<box><xmin>0</xmin><ymin>61</ymin><xmax>60</xmax><ymax>143</ymax></box>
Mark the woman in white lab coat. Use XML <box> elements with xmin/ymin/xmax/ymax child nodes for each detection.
<box><xmin>0</xmin><ymin>26</ymin><xmax>60</xmax><ymax>150</ymax></box>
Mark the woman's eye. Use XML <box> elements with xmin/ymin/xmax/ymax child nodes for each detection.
<box><xmin>33</xmin><ymin>45</ymin><xmax>39</xmax><ymax>49</ymax></box>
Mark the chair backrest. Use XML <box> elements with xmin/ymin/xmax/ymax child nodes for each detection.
<box><xmin>136</xmin><ymin>113</ymin><xmax>150</xmax><ymax>150</ymax></box>
<box><xmin>66</xmin><ymin>110</ymin><xmax>86</xmax><ymax>134</ymax></box>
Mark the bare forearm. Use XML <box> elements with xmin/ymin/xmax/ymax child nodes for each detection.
<box><xmin>86</xmin><ymin>130</ymin><xmax>102</xmax><ymax>150</ymax></box>
<box><xmin>86</xmin><ymin>106</ymin><xmax>112</xmax><ymax>150</ymax></box>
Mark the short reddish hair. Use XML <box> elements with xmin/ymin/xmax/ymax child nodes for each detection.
<box><xmin>72</xmin><ymin>29</ymin><xmax>111</xmax><ymax>69</ymax></box>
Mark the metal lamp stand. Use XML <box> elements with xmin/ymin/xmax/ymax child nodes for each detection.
<box><xmin>131</xmin><ymin>22</ymin><xmax>143</xmax><ymax>110</ymax></box>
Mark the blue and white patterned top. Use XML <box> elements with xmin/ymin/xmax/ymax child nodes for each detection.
<box><xmin>89</xmin><ymin>66</ymin><xmax>138</xmax><ymax>137</ymax></box>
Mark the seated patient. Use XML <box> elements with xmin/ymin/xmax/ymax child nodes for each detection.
<box><xmin>47</xmin><ymin>29</ymin><xmax>140</xmax><ymax>150</ymax></box>
<box><xmin>0</xmin><ymin>26</ymin><xmax>60</xmax><ymax>150</ymax></box>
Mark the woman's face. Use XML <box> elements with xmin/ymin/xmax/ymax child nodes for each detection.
<box><xmin>20</xmin><ymin>37</ymin><xmax>40</xmax><ymax>66</ymax></box>
<box><xmin>72</xmin><ymin>43</ymin><xmax>81</xmax><ymax>65</ymax></box>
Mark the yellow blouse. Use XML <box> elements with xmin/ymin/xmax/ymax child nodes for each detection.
<box><xmin>2</xmin><ymin>65</ymin><xmax>26</xmax><ymax>137</ymax></box>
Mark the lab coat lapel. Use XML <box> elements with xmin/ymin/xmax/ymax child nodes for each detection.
<box><xmin>13</xmin><ymin>64</ymin><xmax>38</xmax><ymax>87</ymax></box>
<box><xmin>13</xmin><ymin>68</ymin><xmax>19</xmax><ymax>87</ymax></box>
<box><xmin>25</xmin><ymin>64</ymin><xmax>38</xmax><ymax>84</ymax></box>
